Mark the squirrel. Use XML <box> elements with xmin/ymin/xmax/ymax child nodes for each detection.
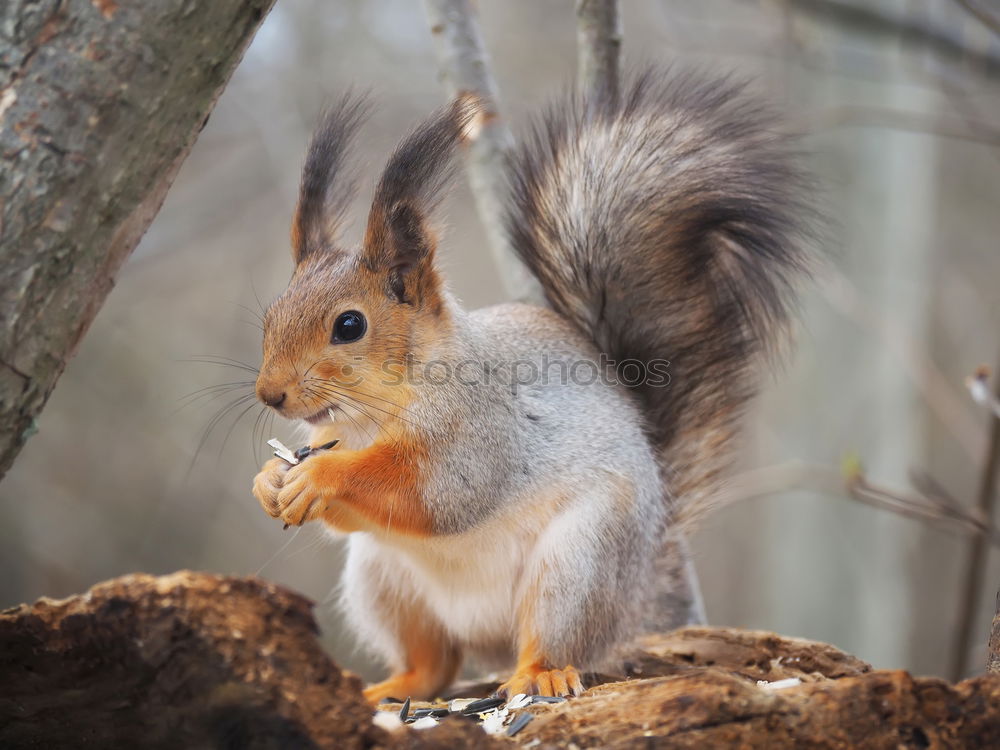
<box><xmin>251</xmin><ymin>70</ymin><xmax>811</xmax><ymax>703</ymax></box>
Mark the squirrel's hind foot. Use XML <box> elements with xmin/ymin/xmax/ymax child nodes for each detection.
<box><xmin>495</xmin><ymin>664</ymin><xmax>584</xmax><ymax>699</ymax></box>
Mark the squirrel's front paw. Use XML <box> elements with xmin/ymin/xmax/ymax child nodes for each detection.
<box><xmin>273</xmin><ymin>460</ymin><xmax>329</xmax><ymax>527</ymax></box>
<box><xmin>252</xmin><ymin>457</ymin><xmax>292</xmax><ymax>518</ymax></box>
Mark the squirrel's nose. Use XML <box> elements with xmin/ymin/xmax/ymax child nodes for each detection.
<box><xmin>258</xmin><ymin>387</ymin><xmax>287</xmax><ymax>410</ymax></box>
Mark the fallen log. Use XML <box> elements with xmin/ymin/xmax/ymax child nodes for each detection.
<box><xmin>2</xmin><ymin>571</ymin><xmax>998</xmax><ymax>748</ymax></box>
<box><xmin>0</xmin><ymin>571</ymin><xmax>495</xmax><ymax>749</ymax></box>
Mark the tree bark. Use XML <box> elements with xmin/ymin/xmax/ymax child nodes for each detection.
<box><xmin>988</xmin><ymin>588</ymin><xmax>1000</xmax><ymax>674</ymax></box>
<box><xmin>0</xmin><ymin>572</ymin><xmax>496</xmax><ymax>749</ymax></box>
<box><xmin>0</xmin><ymin>0</ymin><xmax>275</xmax><ymax>480</ymax></box>
<box><xmin>6</xmin><ymin>571</ymin><xmax>1000</xmax><ymax>748</ymax></box>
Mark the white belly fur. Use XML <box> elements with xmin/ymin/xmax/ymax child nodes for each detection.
<box><xmin>354</xmin><ymin>499</ymin><xmax>558</xmax><ymax>656</ymax></box>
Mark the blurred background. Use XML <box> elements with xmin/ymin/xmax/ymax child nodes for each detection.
<box><xmin>2</xmin><ymin>0</ymin><xmax>999</xmax><ymax>683</ymax></box>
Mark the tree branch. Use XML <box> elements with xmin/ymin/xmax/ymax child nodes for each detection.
<box><xmin>951</xmin><ymin>0</ymin><xmax>1000</xmax><ymax>37</ymax></box>
<box><xmin>575</xmin><ymin>0</ymin><xmax>622</xmax><ymax>112</ymax></box>
<box><xmin>954</xmin><ymin>360</ymin><xmax>1000</xmax><ymax>679</ymax></box>
<box><xmin>787</xmin><ymin>104</ymin><xmax>1000</xmax><ymax>148</ymax></box>
<box><xmin>0</xmin><ymin>0</ymin><xmax>274</xmax><ymax>479</ymax></box>
<box><xmin>786</xmin><ymin>0</ymin><xmax>1000</xmax><ymax>75</ymax></box>
<box><xmin>423</xmin><ymin>0</ymin><xmax>542</xmax><ymax>303</ymax></box>
<box><xmin>988</xmin><ymin>589</ymin><xmax>1000</xmax><ymax>674</ymax></box>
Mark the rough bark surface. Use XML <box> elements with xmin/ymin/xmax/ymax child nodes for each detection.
<box><xmin>989</xmin><ymin>589</ymin><xmax>1000</xmax><ymax>674</ymax></box>
<box><xmin>3</xmin><ymin>571</ymin><xmax>999</xmax><ymax>748</ymax></box>
<box><xmin>0</xmin><ymin>0</ymin><xmax>275</xmax><ymax>480</ymax></box>
<box><xmin>0</xmin><ymin>571</ymin><xmax>497</xmax><ymax>749</ymax></box>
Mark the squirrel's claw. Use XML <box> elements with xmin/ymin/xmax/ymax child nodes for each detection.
<box><xmin>496</xmin><ymin>665</ymin><xmax>583</xmax><ymax>699</ymax></box>
<box><xmin>252</xmin><ymin>457</ymin><xmax>291</xmax><ymax>518</ymax></box>
<box><xmin>275</xmin><ymin>469</ymin><xmax>323</xmax><ymax>527</ymax></box>
<box><xmin>252</xmin><ymin>456</ymin><xmax>324</xmax><ymax>526</ymax></box>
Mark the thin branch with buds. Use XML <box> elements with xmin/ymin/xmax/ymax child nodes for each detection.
<box><xmin>717</xmin><ymin>459</ymin><xmax>1000</xmax><ymax>547</ymax></box>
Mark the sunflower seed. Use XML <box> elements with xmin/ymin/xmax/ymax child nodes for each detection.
<box><xmin>267</xmin><ymin>439</ymin><xmax>298</xmax><ymax>465</ymax></box>
<box><xmin>505</xmin><ymin>693</ymin><xmax>531</xmax><ymax>710</ymax></box>
<box><xmin>507</xmin><ymin>712</ymin><xmax>534</xmax><ymax>737</ymax></box>
<box><xmin>462</xmin><ymin>696</ymin><xmax>506</xmax><ymax>714</ymax></box>
<box><xmin>530</xmin><ymin>695</ymin><xmax>567</xmax><ymax>704</ymax></box>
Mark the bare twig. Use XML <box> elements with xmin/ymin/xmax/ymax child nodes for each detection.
<box><xmin>850</xmin><ymin>471</ymin><xmax>998</xmax><ymax>544</ymax></box>
<box><xmin>788</xmin><ymin>104</ymin><xmax>1000</xmax><ymax>148</ymax></box>
<box><xmin>785</xmin><ymin>0</ymin><xmax>1000</xmax><ymax>74</ymax></box>
<box><xmin>951</xmin><ymin>0</ymin><xmax>1000</xmax><ymax>37</ymax></box>
<box><xmin>423</xmin><ymin>0</ymin><xmax>543</xmax><ymax>303</ymax></box>
<box><xmin>988</xmin><ymin>590</ymin><xmax>1000</xmax><ymax>674</ymax></box>
<box><xmin>715</xmin><ymin>459</ymin><xmax>1000</xmax><ymax>546</ymax></box>
<box><xmin>575</xmin><ymin>0</ymin><xmax>622</xmax><ymax>112</ymax></box>
<box><xmin>954</xmin><ymin>360</ymin><xmax>1000</xmax><ymax>680</ymax></box>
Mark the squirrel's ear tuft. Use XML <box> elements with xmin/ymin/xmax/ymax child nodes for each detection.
<box><xmin>361</xmin><ymin>97</ymin><xmax>481</xmax><ymax>304</ymax></box>
<box><xmin>291</xmin><ymin>92</ymin><xmax>371</xmax><ymax>265</ymax></box>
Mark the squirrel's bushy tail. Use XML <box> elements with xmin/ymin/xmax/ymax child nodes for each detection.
<box><xmin>506</xmin><ymin>70</ymin><xmax>812</xmax><ymax>524</ymax></box>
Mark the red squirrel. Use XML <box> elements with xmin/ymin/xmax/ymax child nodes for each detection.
<box><xmin>251</xmin><ymin>71</ymin><xmax>811</xmax><ymax>702</ymax></box>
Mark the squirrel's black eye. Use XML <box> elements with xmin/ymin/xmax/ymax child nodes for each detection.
<box><xmin>332</xmin><ymin>310</ymin><xmax>367</xmax><ymax>343</ymax></box>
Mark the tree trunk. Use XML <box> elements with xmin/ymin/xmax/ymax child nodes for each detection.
<box><xmin>0</xmin><ymin>0</ymin><xmax>275</xmax><ymax>479</ymax></box>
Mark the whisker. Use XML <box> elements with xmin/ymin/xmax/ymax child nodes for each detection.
<box><xmin>219</xmin><ymin>399</ymin><xmax>262</xmax><ymax>462</ymax></box>
<box><xmin>187</xmin><ymin>392</ymin><xmax>257</xmax><ymax>478</ymax></box>
<box><xmin>341</xmin><ymin>407</ymin><xmax>378</xmax><ymax>445</ymax></box>
<box><xmin>185</xmin><ymin>355</ymin><xmax>260</xmax><ymax>375</ymax></box>
<box><xmin>303</xmin><ymin>382</ymin><xmax>406</xmax><ymax>429</ymax></box>
<box><xmin>234</xmin><ymin>302</ymin><xmax>266</xmax><ymax>325</ymax></box>
<box><xmin>253</xmin><ymin>526</ymin><xmax>304</xmax><ymax>577</ymax></box>
<box><xmin>251</xmin><ymin>404</ymin><xmax>271</xmax><ymax>466</ymax></box>
<box><xmin>306</xmin><ymin>375</ymin><xmax>417</xmax><ymax>413</ymax></box>
<box><xmin>240</xmin><ymin>318</ymin><xmax>265</xmax><ymax>333</ymax></box>
<box><xmin>302</xmin><ymin>388</ymin><xmax>379</xmax><ymax>444</ymax></box>
<box><xmin>249</xmin><ymin>275</ymin><xmax>269</xmax><ymax>317</ymax></box>
<box><xmin>306</xmin><ymin>381</ymin><xmax>427</xmax><ymax>433</ymax></box>
<box><xmin>303</xmin><ymin>375</ymin><xmax>421</xmax><ymax>420</ymax></box>
<box><xmin>284</xmin><ymin>528</ymin><xmax>333</xmax><ymax>559</ymax></box>
<box><xmin>176</xmin><ymin>381</ymin><xmax>256</xmax><ymax>410</ymax></box>
<box><xmin>302</xmin><ymin>387</ymin><xmax>383</xmax><ymax>446</ymax></box>
<box><xmin>330</xmin><ymin>394</ymin><xmax>380</xmax><ymax>444</ymax></box>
